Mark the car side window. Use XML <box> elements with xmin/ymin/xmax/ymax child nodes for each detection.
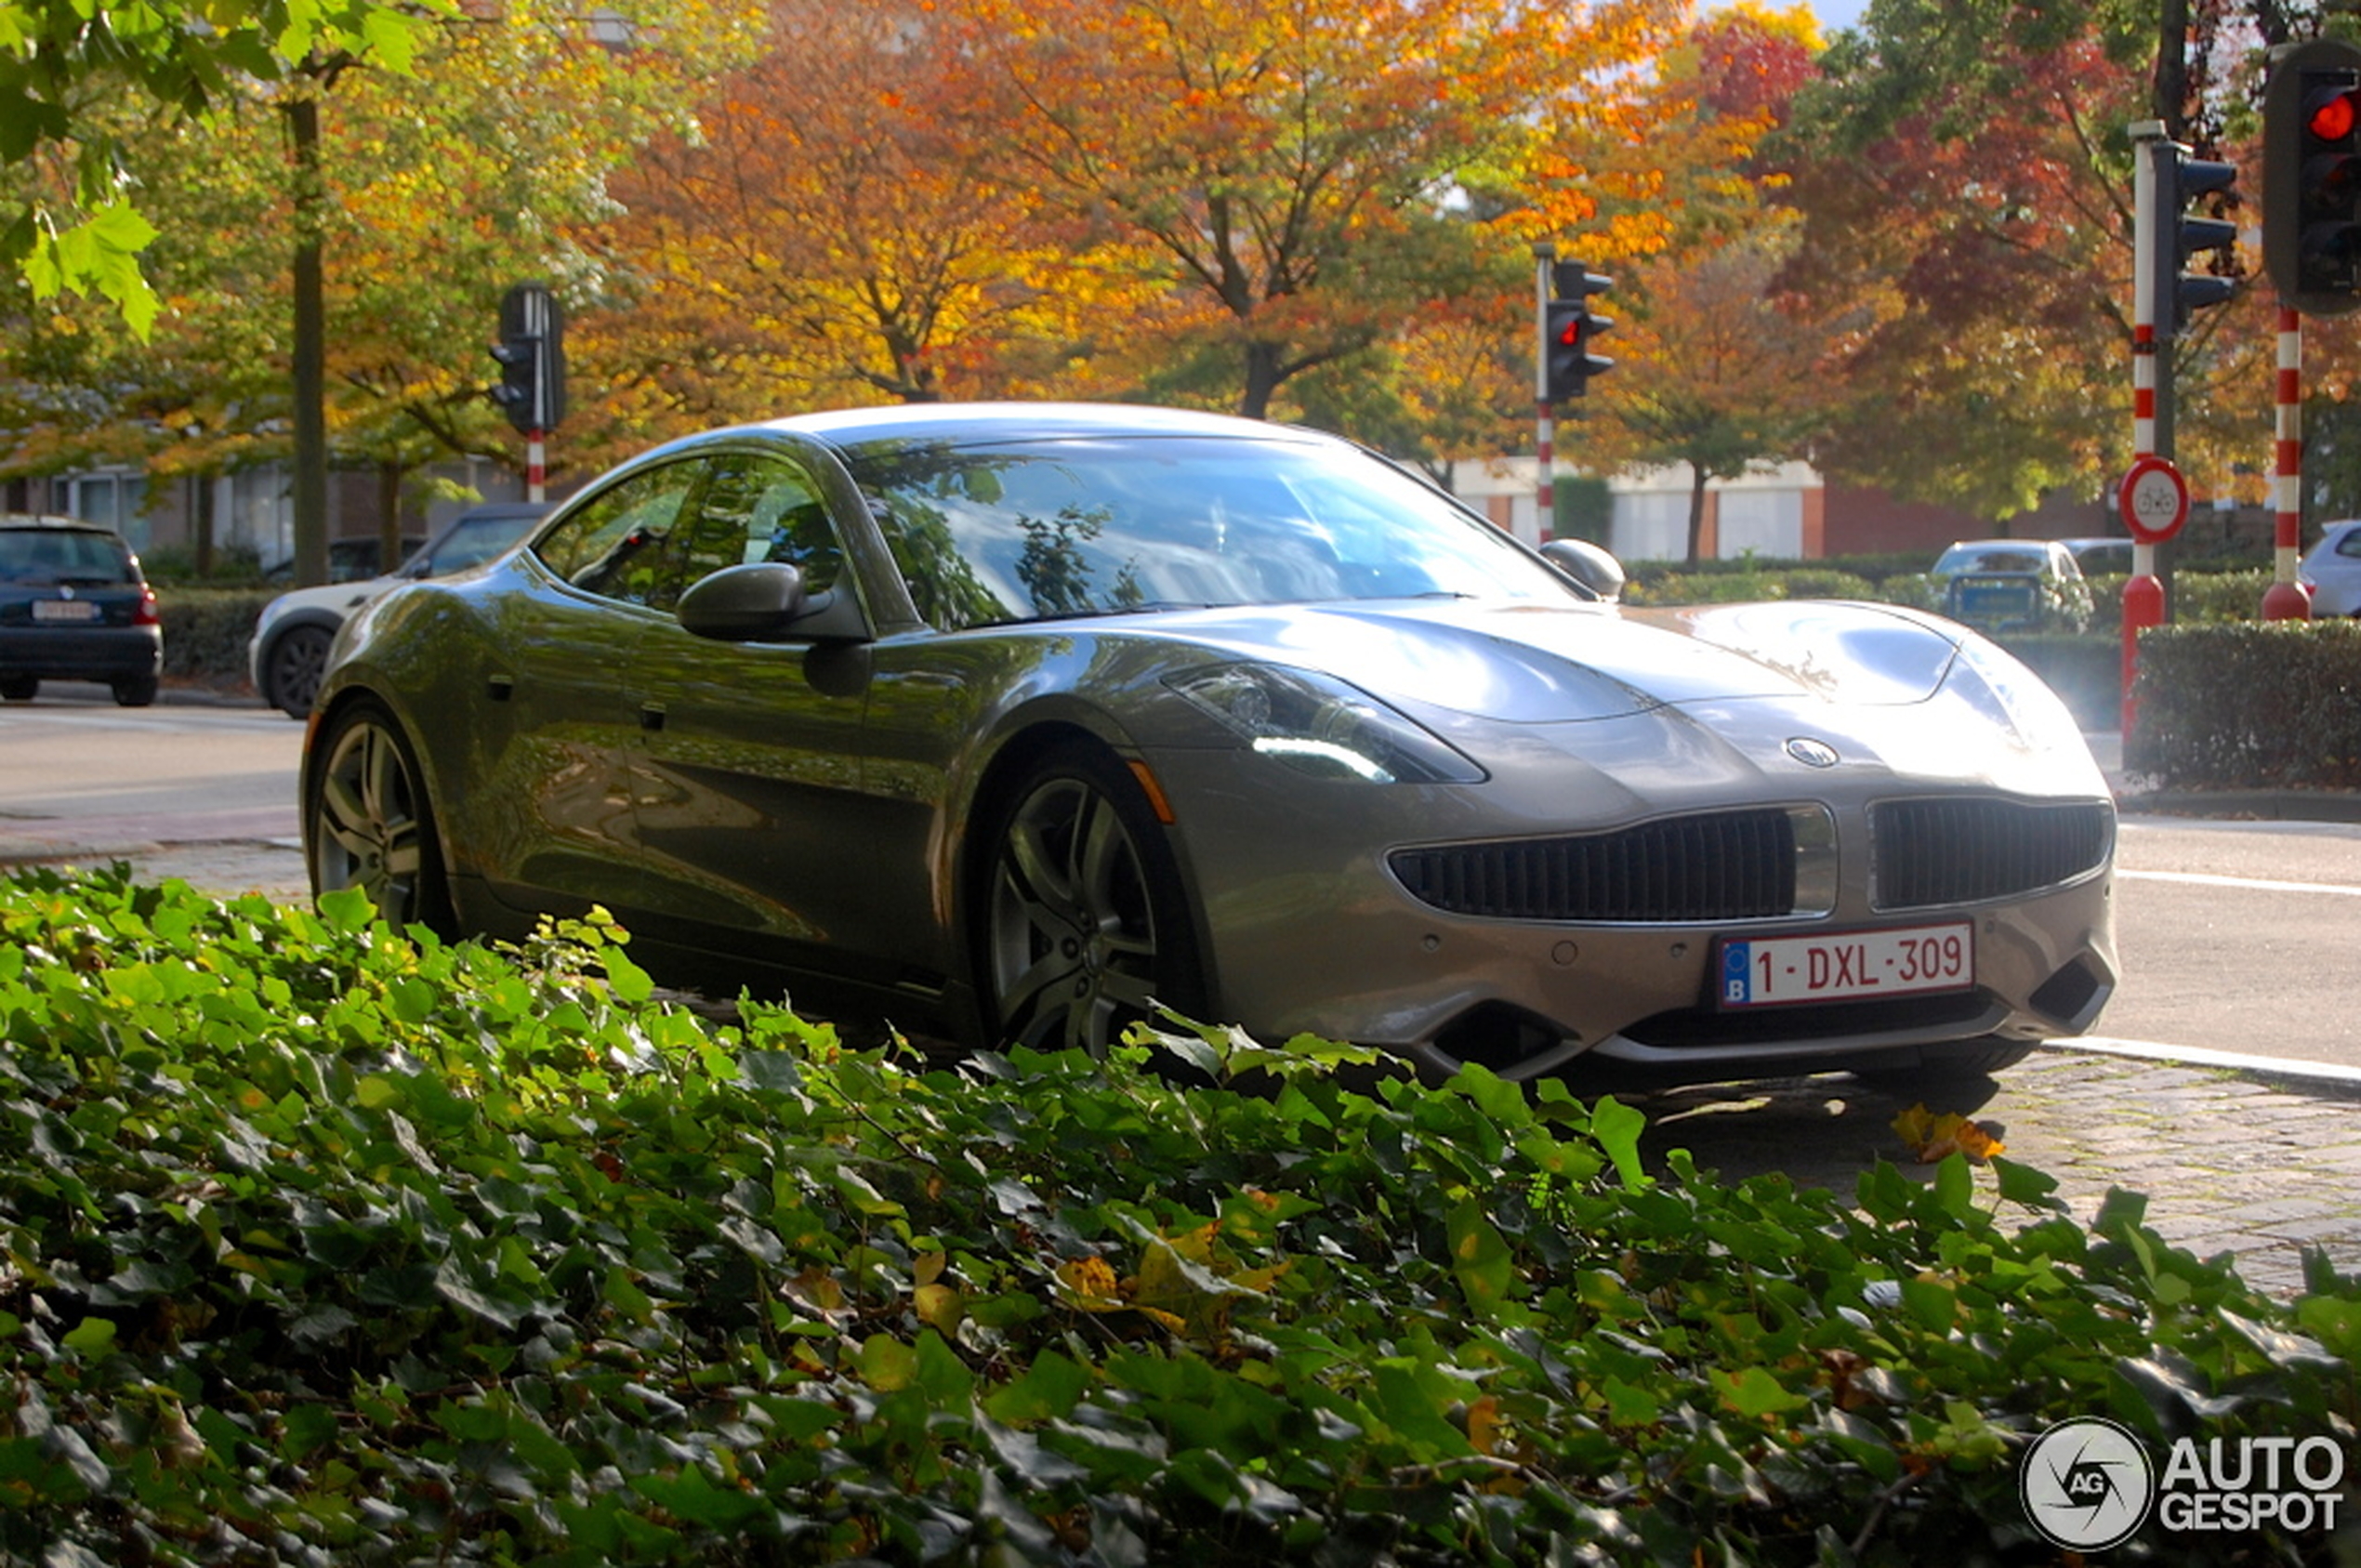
<box><xmin>531</xmin><ymin>463</ymin><xmax>701</xmax><ymax>606</ymax></box>
<box><xmin>657</xmin><ymin>452</ymin><xmax>844</xmax><ymax>613</ymax></box>
<box><xmin>2340</xmin><ymin>530</ymin><xmax>2361</xmax><ymax>560</ymax></box>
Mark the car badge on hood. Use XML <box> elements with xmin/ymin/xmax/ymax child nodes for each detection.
<box><xmin>1785</xmin><ymin>736</ymin><xmax>1840</xmax><ymax>769</ymax></box>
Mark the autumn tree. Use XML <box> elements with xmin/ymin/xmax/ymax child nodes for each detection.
<box><xmin>0</xmin><ymin>0</ymin><xmax>445</xmax><ymax>330</ymax></box>
<box><xmin>0</xmin><ymin>1</ymin><xmax>760</xmax><ymax>566</ymax></box>
<box><xmin>579</xmin><ymin>0</ymin><xmax>1096</xmax><ymax>440</ymax></box>
<box><xmin>933</xmin><ymin>0</ymin><xmax>1689</xmax><ymax>425</ymax></box>
<box><xmin>1774</xmin><ymin>0</ymin><xmax>2288</xmax><ymax>521</ymax></box>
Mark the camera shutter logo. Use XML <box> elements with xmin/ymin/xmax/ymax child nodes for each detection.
<box><xmin>2023</xmin><ymin>1417</ymin><xmax>2156</xmax><ymax>1551</ymax></box>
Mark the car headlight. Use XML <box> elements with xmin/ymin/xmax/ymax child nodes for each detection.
<box><xmin>1941</xmin><ymin>631</ymin><xmax>2087</xmax><ymax>756</ymax></box>
<box><xmin>1166</xmin><ymin>664</ymin><xmax>1486</xmax><ymax>784</ymax></box>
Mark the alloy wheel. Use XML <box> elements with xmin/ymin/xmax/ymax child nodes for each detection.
<box><xmin>987</xmin><ymin>772</ymin><xmax>1165</xmax><ymax>1055</ymax></box>
<box><xmin>311</xmin><ymin>711</ymin><xmax>429</xmax><ymax>925</ymax></box>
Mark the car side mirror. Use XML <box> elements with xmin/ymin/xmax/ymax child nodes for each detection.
<box><xmin>678</xmin><ymin>561</ymin><xmax>811</xmax><ymax>640</ymax></box>
<box><xmin>1539</xmin><ymin>538</ymin><xmax>1626</xmax><ymax>603</ymax></box>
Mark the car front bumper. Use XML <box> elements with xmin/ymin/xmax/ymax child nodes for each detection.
<box><xmin>1144</xmin><ymin>704</ymin><xmax>2118</xmax><ymax>1085</ymax></box>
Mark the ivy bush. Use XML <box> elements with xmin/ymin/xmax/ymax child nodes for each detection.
<box><xmin>2127</xmin><ymin>620</ymin><xmax>2361</xmax><ymax>789</ymax></box>
<box><xmin>3</xmin><ymin>870</ymin><xmax>2356</xmax><ymax>1564</ymax></box>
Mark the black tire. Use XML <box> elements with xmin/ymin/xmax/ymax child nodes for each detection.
<box><xmin>1855</xmin><ymin>1036</ymin><xmax>2034</xmax><ymax>1088</ymax></box>
<box><xmin>307</xmin><ymin>701</ymin><xmax>452</xmax><ymax>931</ymax></box>
<box><xmin>112</xmin><ymin>675</ymin><xmax>158</xmax><ymax>707</ymax></box>
<box><xmin>262</xmin><ymin>625</ymin><xmax>333</xmax><ymax>719</ymax></box>
<box><xmin>0</xmin><ymin>674</ymin><xmax>35</xmax><ymax>702</ymax></box>
<box><xmin>979</xmin><ymin>742</ymin><xmax>1205</xmax><ymax>1056</ymax></box>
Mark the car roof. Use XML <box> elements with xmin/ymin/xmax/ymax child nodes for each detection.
<box><xmin>0</xmin><ymin>513</ymin><xmax>112</xmax><ymax>533</ymax></box>
<box><xmin>734</xmin><ymin>401</ymin><xmax>1328</xmax><ymax>453</ymax></box>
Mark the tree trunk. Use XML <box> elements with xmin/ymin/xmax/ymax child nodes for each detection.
<box><xmin>1684</xmin><ymin>465</ymin><xmax>1710</xmax><ymax>568</ymax></box>
<box><xmin>378</xmin><ymin>459</ymin><xmax>407</xmax><ymax>573</ymax></box>
<box><xmin>1239</xmin><ymin>340</ymin><xmax>1284</xmax><ymax>421</ymax></box>
<box><xmin>287</xmin><ymin>91</ymin><xmax>329</xmax><ymax>588</ymax></box>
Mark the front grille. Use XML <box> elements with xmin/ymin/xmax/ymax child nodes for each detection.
<box><xmin>1873</xmin><ymin>797</ymin><xmax>2113</xmax><ymax>910</ymax></box>
<box><xmin>1391</xmin><ymin>808</ymin><xmax>1799</xmax><ymax>923</ymax></box>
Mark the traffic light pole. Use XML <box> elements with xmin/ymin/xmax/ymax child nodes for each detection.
<box><xmin>1534</xmin><ymin>243</ymin><xmax>1555</xmax><ymax>542</ymax></box>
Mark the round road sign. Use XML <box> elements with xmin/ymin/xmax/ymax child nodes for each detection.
<box><xmin>2118</xmin><ymin>455</ymin><xmax>2188</xmax><ymax>544</ymax></box>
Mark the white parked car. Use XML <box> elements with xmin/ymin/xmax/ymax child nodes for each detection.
<box><xmin>2298</xmin><ymin>518</ymin><xmax>2361</xmax><ymax>617</ymax></box>
<box><xmin>249</xmin><ymin>502</ymin><xmax>547</xmax><ymax>718</ymax></box>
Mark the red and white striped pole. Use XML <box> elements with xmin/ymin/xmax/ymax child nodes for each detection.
<box><xmin>2262</xmin><ymin>306</ymin><xmax>2313</xmax><ymax>619</ymax></box>
<box><xmin>526</xmin><ymin>429</ymin><xmax>547</xmax><ymax>505</ymax></box>
<box><xmin>2123</xmin><ymin>128</ymin><xmax>2168</xmax><ymax>743</ymax></box>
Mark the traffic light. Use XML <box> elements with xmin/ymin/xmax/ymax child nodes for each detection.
<box><xmin>2147</xmin><ymin>138</ymin><xmax>2238</xmax><ymax>336</ymax></box>
<box><xmin>490</xmin><ymin>282</ymin><xmax>567</xmax><ymax>432</ymax></box>
<box><xmin>2264</xmin><ymin>38</ymin><xmax>2361</xmax><ymax>315</ymax></box>
<box><xmin>1542</xmin><ymin>261</ymin><xmax>1613</xmax><ymax>402</ymax></box>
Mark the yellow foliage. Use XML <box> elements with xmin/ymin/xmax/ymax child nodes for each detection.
<box><xmin>1891</xmin><ymin>1103</ymin><xmax>2007</xmax><ymax>1165</ymax></box>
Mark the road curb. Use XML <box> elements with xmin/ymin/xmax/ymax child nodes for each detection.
<box><xmin>2042</xmin><ymin>1035</ymin><xmax>2361</xmax><ymax>1100</ymax></box>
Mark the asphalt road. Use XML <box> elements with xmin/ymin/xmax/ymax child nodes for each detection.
<box><xmin>2</xmin><ymin>680</ymin><xmax>2355</xmax><ymax>1073</ymax></box>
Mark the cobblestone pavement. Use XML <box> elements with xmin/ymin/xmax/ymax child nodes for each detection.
<box><xmin>1619</xmin><ymin>1049</ymin><xmax>2361</xmax><ymax>1300</ymax></box>
<box><xmin>15</xmin><ymin>838</ymin><xmax>2361</xmax><ymax>1303</ymax></box>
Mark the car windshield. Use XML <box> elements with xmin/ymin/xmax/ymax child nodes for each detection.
<box><xmin>1936</xmin><ymin>546</ymin><xmax>2048</xmax><ymax>576</ymax></box>
<box><xmin>849</xmin><ymin>435</ymin><xmax>1575</xmax><ymax>631</ymax></box>
<box><xmin>0</xmin><ymin>530</ymin><xmax>134</xmax><ymax>586</ymax></box>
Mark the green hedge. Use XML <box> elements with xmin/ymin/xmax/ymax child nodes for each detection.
<box><xmin>154</xmin><ymin>586</ymin><xmax>274</xmax><ymax>685</ymax></box>
<box><xmin>2126</xmin><ymin>620</ymin><xmax>2361</xmax><ymax>789</ymax></box>
<box><xmin>2</xmin><ymin>870</ymin><xmax>2356</xmax><ymax>1566</ymax></box>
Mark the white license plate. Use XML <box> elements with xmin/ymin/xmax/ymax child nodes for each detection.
<box><xmin>32</xmin><ymin>600</ymin><xmax>99</xmax><ymax>623</ymax></box>
<box><xmin>1716</xmin><ymin>922</ymin><xmax>1973</xmax><ymax>1008</ymax></box>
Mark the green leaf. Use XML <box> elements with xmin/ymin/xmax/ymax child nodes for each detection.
<box><xmin>985</xmin><ymin>1349</ymin><xmax>1090</xmax><ymax>1427</ymax></box>
<box><xmin>1712</xmin><ymin>1365</ymin><xmax>1807</xmax><ymax>1418</ymax></box>
<box><xmin>1591</xmin><ymin>1094</ymin><xmax>1650</xmax><ymax>1191</ymax></box>
<box><xmin>1446</xmin><ymin>1196</ymin><xmax>1519</xmax><ymax>1319</ymax></box>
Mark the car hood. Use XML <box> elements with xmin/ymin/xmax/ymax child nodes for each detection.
<box><xmin>1154</xmin><ymin>597</ymin><xmax>1965</xmax><ymax>722</ymax></box>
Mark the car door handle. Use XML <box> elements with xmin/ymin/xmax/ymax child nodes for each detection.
<box><xmin>640</xmin><ymin>701</ymin><xmax>666</xmax><ymax>733</ymax></box>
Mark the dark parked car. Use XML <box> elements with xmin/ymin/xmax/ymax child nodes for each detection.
<box><xmin>1929</xmin><ymin>538</ymin><xmax>2093</xmax><ymax>633</ymax></box>
<box><xmin>0</xmin><ymin>515</ymin><xmax>163</xmax><ymax>706</ymax></box>
<box><xmin>305</xmin><ymin>404</ymin><xmax>2117</xmax><ymax>1087</ymax></box>
<box><xmin>249</xmin><ymin>502</ymin><xmax>547</xmax><ymax>718</ymax></box>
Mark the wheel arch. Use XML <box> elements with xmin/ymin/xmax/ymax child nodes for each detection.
<box><xmin>948</xmin><ymin>715</ymin><xmax>1220</xmax><ymax>1046</ymax></box>
<box><xmin>301</xmin><ymin>688</ymin><xmax>458</xmax><ymax>934</ymax></box>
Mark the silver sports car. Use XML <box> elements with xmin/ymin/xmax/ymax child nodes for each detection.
<box><xmin>305</xmin><ymin>403</ymin><xmax>2117</xmax><ymax>1085</ymax></box>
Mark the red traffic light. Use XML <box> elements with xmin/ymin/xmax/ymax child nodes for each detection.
<box><xmin>2310</xmin><ymin>88</ymin><xmax>2359</xmax><ymax>143</ymax></box>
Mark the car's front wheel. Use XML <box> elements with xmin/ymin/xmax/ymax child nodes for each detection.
<box><xmin>262</xmin><ymin>625</ymin><xmax>333</xmax><ymax>719</ymax></box>
<box><xmin>112</xmin><ymin>675</ymin><xmax>157</xmax><ymax>707</ymax></box>
<box><xmin>308</xmin><ymin>702</ymin><xmax>449</xmax><ymax>930</ymax></box>
<box><xmin>981</xmin><ymin>743</ymin><xmax>1204</xmax><ymax>1056</ymax></box>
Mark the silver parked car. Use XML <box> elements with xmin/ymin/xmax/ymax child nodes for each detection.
<box><xmin>248</xmin><ymin>502</ymin><xmax>547</xmax><ymax>718</ymax></box>
<box><xmin>2299</xmin><ymin>518</ymin><xmax>2361</xmax><ymax>616</ymax></box>
<box><xmin>305</xmin><ymin>403</ymin><xmax>2117</xmax><ymax>1086</ymax></box>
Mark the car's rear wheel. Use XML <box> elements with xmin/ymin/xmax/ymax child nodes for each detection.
<box><xmin>112</xmin><ymin>675</ymin><xmax>157</xmax><ymax>707</ymax></box>
<box><xmin>0</xmin><ymin>674</ymin><xmax>35</xmax><ymax>702</ymax></box>
<box><xmin>308</xmin><ymin>702</ymin><xmax>450</xmax><ymax>931</ymax></box>
<box><xmin>263</xmin><ymin>626</ymin><xmax>332</xmax><ymax>719</ymax></box>
<box><xmin>981</xmin><ymin>743</ymin><xmax>1204</xmax><ymax>1056</ymax></box>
